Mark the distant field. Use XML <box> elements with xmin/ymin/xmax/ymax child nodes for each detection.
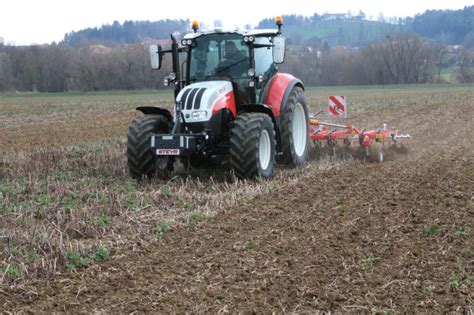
<box><xmin>0</xmin><ymin>84</ymin><xmax>471</xmax><ymax>152</ymax></box>
<box><xmin>1</xmin><ymin>84</ymin><xmax>473</xmax><ymax>312</ymax></box>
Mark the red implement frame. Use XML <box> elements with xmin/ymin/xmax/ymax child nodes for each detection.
<box><xmin>309</xmin><ymin>118</ymin><xmax>411</xmax><ymax>159</ymax></box>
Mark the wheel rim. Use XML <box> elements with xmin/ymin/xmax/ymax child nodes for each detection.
<box><xmin>259</xmin><ymin>129</ymin><xmax>271</xmax><ymax>170</ymax></box>
<box><xmin>292</xmin><ymin>102</ymin><xmax>307</xmax><ymax>157</ymax></box>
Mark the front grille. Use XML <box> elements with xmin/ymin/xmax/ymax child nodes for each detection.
<box><xmin>186</xmin><ymin>88</ymin><xmax>200</xmax><ymax>110</ymax></box>
<box><xmin>180</xmin><ymin>88</ymin><xmax>192</xmax><ymax>107</ymax></box>
<box><xmin>193</xmin><ymin>88</ymin><xmax>207</xmax><ymax>109</ymax></box>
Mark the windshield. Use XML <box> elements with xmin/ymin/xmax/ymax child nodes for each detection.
<box><xmin>189</xmin><ymin>34</ymin><xmax>249</xmax><ymax>82</ymax></box>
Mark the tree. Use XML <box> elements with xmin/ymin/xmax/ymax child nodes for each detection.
<box><xmin>464</xmin><ymin>32</ymin><xmax>474</xmax><ymax>49</ymax></box>
<box><xmin>458</xmin><ymin>49</ymin><xmax>474</xmax><ymax>83</ymax></box>
<box><xmin>377</xmin><ymin>34</ymin><xmax>433</xmax><ymax>84</ymax></box>
<box><xmin>0</xmin><ymin>52</ymin><xmax>13</xmax><ymax>91</ymax></box>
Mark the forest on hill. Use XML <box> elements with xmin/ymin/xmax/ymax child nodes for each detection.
<box><xmin>61</xmin><ymin>6</ymin><xmax>474</xmax><ymax>47</ymax></box>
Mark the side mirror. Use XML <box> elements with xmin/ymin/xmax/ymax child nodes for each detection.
<box><xmin>149</xmin><ymin>45</ymin><xmax>162</xmax><ymax>70</ymax></box>
<box><xmin>273</xmin><ymin>36</ymin><xmax>286</xmax><ymax>64</ymax></box>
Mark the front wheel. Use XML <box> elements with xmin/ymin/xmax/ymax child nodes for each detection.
<box><xmin>229</xmin><ymin>113</ymin><xmax>276</xmax><ymax>179</ymax></box>
<box><xmin>127</xmin><ymin>115</ymin><xmax>173</xmax><ymax>179</ymax></box>
<box><xmin>279</xmin><ymin>86</ymin><xmax>310</xmax><ymax>166</ymax></box>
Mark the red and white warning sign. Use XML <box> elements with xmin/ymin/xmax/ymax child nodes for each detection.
<box><xmin>328</xmin><ymin>96</ymin><xmax>347</xmax><ymax>117</ymax></box>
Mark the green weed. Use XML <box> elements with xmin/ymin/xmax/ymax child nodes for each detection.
<box><xmin>449</xmin><ymin>275</ymin><xmax>460</xmax><ymax>290</ymax></box>
<box><xmin>92</xmin><ymin>246</ymin><xmax>109</xmax><ymax>262</ymax></box>
<box><xmin>338</xmin><ymin>206</ymin><xmax>349</xmax><ymax>215</ymax></box>
<box><xmin>2</xmin><ymin>264</ymin><xmax>21</xmax><ymax>279</ymax></box>
<box><xmin>188</xmin><ymin>212</ymin><xmax>207</xmax><ymax>226</ymax></box>
<box><xmin>66</xmin><ymin>251</ymin><xmax>89</xmax><ymax>271</ymax></box>
<box><xmin>94</xmin><ymin>215</ymin><xmax>111</xmax><ymax>228</ymax></box>
<box><xmin>159</xmin><ymin>186</ymin><xmax>173</xmax><ymax>197</ymax></box>
<box><xmin>362</xmin><ymin>255</ymin><xmax>380</xmax><ymax>270</ymax></box>
<box><xmin>455</xmin><ymin>227</ymin><xmax>469</xmax><ymax>237</ymax></box>
<box><xmin>154</xmin><ymin>220</ymin><xmax>169</xmax><ymax>239</ymax></box>
<box><xmin>422</xmin><ymin>225</ymin><xmax>440</xmax><ymax>237</ymax></box>
<box><xmin>423</xmin><ymin>285</ymin><xmax>434</xmax><ymax>294</ymax></box>
<box><xmin>245</xmin><ymin>240</ymin><xmax>257</xmax><ymax>251</ymax></box>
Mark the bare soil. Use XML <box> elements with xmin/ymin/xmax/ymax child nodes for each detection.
<box><xmin>1</xmin><ymin>86</ymin><xmax>473</xmax><ymax>312</ymax></box>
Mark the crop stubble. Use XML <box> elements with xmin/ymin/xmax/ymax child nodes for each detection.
<box><xmin>0</xmin><ymin>85</ymin><xmax>473</xmax><ymax>312</ymax></box>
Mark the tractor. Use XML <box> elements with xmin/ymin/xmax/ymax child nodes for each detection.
<box><xmin>127</xmin><ymin>17</ymin><xmax>310</xmax><ymax>179</ymax></box>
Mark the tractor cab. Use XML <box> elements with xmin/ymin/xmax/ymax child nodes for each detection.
<box><xmin>128</xmin><ymin>17</ymin><xmax>310</xmax><ymax>179</ymax></box>
<box><xmin>184</xmin><ymin>30</ymin><xmax>281</xmax><ymax>106</ymax></box>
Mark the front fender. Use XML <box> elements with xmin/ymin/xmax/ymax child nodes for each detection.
<box><xmin>136</xmin><ymin>106</ymin><xmax>173</xmax><ymax>123</ymax></box>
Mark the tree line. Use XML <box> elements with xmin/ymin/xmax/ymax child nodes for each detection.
<box><xmin>60</xmin><ymin>6</ymin><xmax>473</xmax><ymax>48</ymax></box>
<box><xmin>1</xmin><ymin>33</ymin><xmax>473</xmax><ymax>93</ymax></box>
<box><xmin>259</xmin><ymin>6</ymin><xmax>474</xmax><ymax>47</ymax></box>
<box><xmin>63</xmin><ymin>19</ymin><xmax>189</xmax><ymax>47</ymax></box>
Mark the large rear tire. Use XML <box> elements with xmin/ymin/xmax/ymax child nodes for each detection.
<box><xmin>127</xmin><ymin>115</ymin><xmax>173</xmax><ymax>179</ymax></box>
<box><xmin>279</xmin><ymin>86</ymin><xmax>310</xmax><ymax>166</ymax></box>
<box><xmin>229</xmin><ymin>113</ymin><xmax>276</xmax><ymax>179</ymax></box>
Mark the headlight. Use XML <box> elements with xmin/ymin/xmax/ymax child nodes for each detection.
<box><xmin>192</xmin><ymin>110</ymin><xmax>207</xmax><ymax>120</ymax></box>
<box><xmin>181</xmin><ymin>39</ymin><xmax>187</xmax><ymax>46</ymax></box>
<box><xmin>248</xmin><ymin>80</ymin><xmax>255</xmax><ymax>88</ymax></box>
<box><xmin>168</xmin><ymin>72</ymin><xmax>177</xmax><ymax>81</ymax></box>
<box><xmin>247</xmin><ymin>68</ymin><xmax>256</xmax><ymax>77</ymax></box>
<box><xmin>186</xmin><ymin>39</ymin><xmax>192</xmax><ymax>45</ymax></box>
<box><xmin>164</xmin><ymin>78</ymin><xmax>170</xmax><ymax>87</ymax></box>
<box><xmin>243</xmin><ymin>36</ymin><xmax>255</xmax><ymax>43</ymax></box>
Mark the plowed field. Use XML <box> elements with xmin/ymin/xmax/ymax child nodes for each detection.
<box><xmin>1</xmin><ymin>85</ymin><xmax>473</xmax><ymax>312</ymax></box>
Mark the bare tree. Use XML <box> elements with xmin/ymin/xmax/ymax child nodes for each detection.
<box><xmin>458</xmin><ymin>49</ymin><xmax>474</xmax><ymax>83</ymax></box>
<box><xmin>371</xmin><ymin>34</ymin><xmax>433</xmax><ymax>84</ymax></box>
<box><xmin>0</xmin><ymin>52</ymin><xmax>13</xmax><ymax>91</ymax></box>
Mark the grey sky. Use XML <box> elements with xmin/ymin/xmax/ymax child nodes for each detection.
<box><xmin>0</xmin><ymin>0</ymin><xmax>472</xmax><ymax>45</ymax></box>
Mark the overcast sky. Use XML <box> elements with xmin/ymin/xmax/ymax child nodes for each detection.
<box><xmin>0</xmin><ymin>0</ymin><xmax>472</xmax><ymax>45</ymax></box>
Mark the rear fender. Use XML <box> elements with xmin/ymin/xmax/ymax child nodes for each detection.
<box><xmin>136</xmin><ymin>106</ymin><xmax>173</xmax><ymax>123</ymax></box>
<box><xmin>238</xmin><ymin>104</ymin><xmax>282</xmax><ymax>152</ymax></box>
<box><xmin>261</xmin><ymin>73</ymin><xmax>304</xmax><ymax>118</ymax></box>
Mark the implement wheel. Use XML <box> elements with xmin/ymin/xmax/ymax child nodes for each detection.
<box><xmin>369</xmin><ymin>141</ymin><xmax>385</xmax><ymax>163</ymax></box>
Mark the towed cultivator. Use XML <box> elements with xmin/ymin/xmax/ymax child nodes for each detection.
<box><xmin>309</xmin><ymin>117</ymin><xmax>411</xmax><ymax>162</ymax></box>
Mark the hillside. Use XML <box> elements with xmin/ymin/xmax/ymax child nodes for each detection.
<box><xmin>283</xmin><ymin>20</ymin><xmax>408</xmax><ymax>46</ymax></box>
<box><xmin>60</xmin><ymin>6</ymin><xmax>473</xmax><ymax>48</ymax></box>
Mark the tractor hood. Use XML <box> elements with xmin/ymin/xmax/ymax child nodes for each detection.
<box><xmin>176</xmin><ymin>81</ymin><xmax>235</xmax><ymax>123</ymax></box>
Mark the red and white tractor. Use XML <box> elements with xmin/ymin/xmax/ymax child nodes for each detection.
<box><xmin>127</xmin><ymin>17</ymin><xmax>311</xmax><ymax>179</ymax></box>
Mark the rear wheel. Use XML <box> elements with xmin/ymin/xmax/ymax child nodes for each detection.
<box><xmin>229</xmin><ymin>113</ymin><xmax>276</xmax><ymax>179</ymax></box>
<box><xmin>280</xmin><ymin>87</ymin><xmax>310</xmax><ymax>166</ymax></box>
<box><xmin>127</xmin><ymin>115</ymin><xmax>173</xmax><ymax>179</ymax></box>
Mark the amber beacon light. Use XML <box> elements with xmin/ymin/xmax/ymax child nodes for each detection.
<box><xmin>192</xmin><ymin>20</ymin><xmax>200</xmax><ymax>33</ymax></box>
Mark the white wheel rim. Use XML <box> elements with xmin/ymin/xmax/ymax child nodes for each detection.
<box><xmin>292</xmin><ymin>102</ymin><xmax>307</xmax><ymax>157</ymax></box>
<box><xmin>259</xmin><ymin>129</ymin><xmax>271</xmax><ymax>170</ymax></box>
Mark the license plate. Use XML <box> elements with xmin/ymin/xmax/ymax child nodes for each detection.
<box><xmin>156</xmin><ymin>149</ymin><xmax>180</xmax><ymax>155</ymax></box>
